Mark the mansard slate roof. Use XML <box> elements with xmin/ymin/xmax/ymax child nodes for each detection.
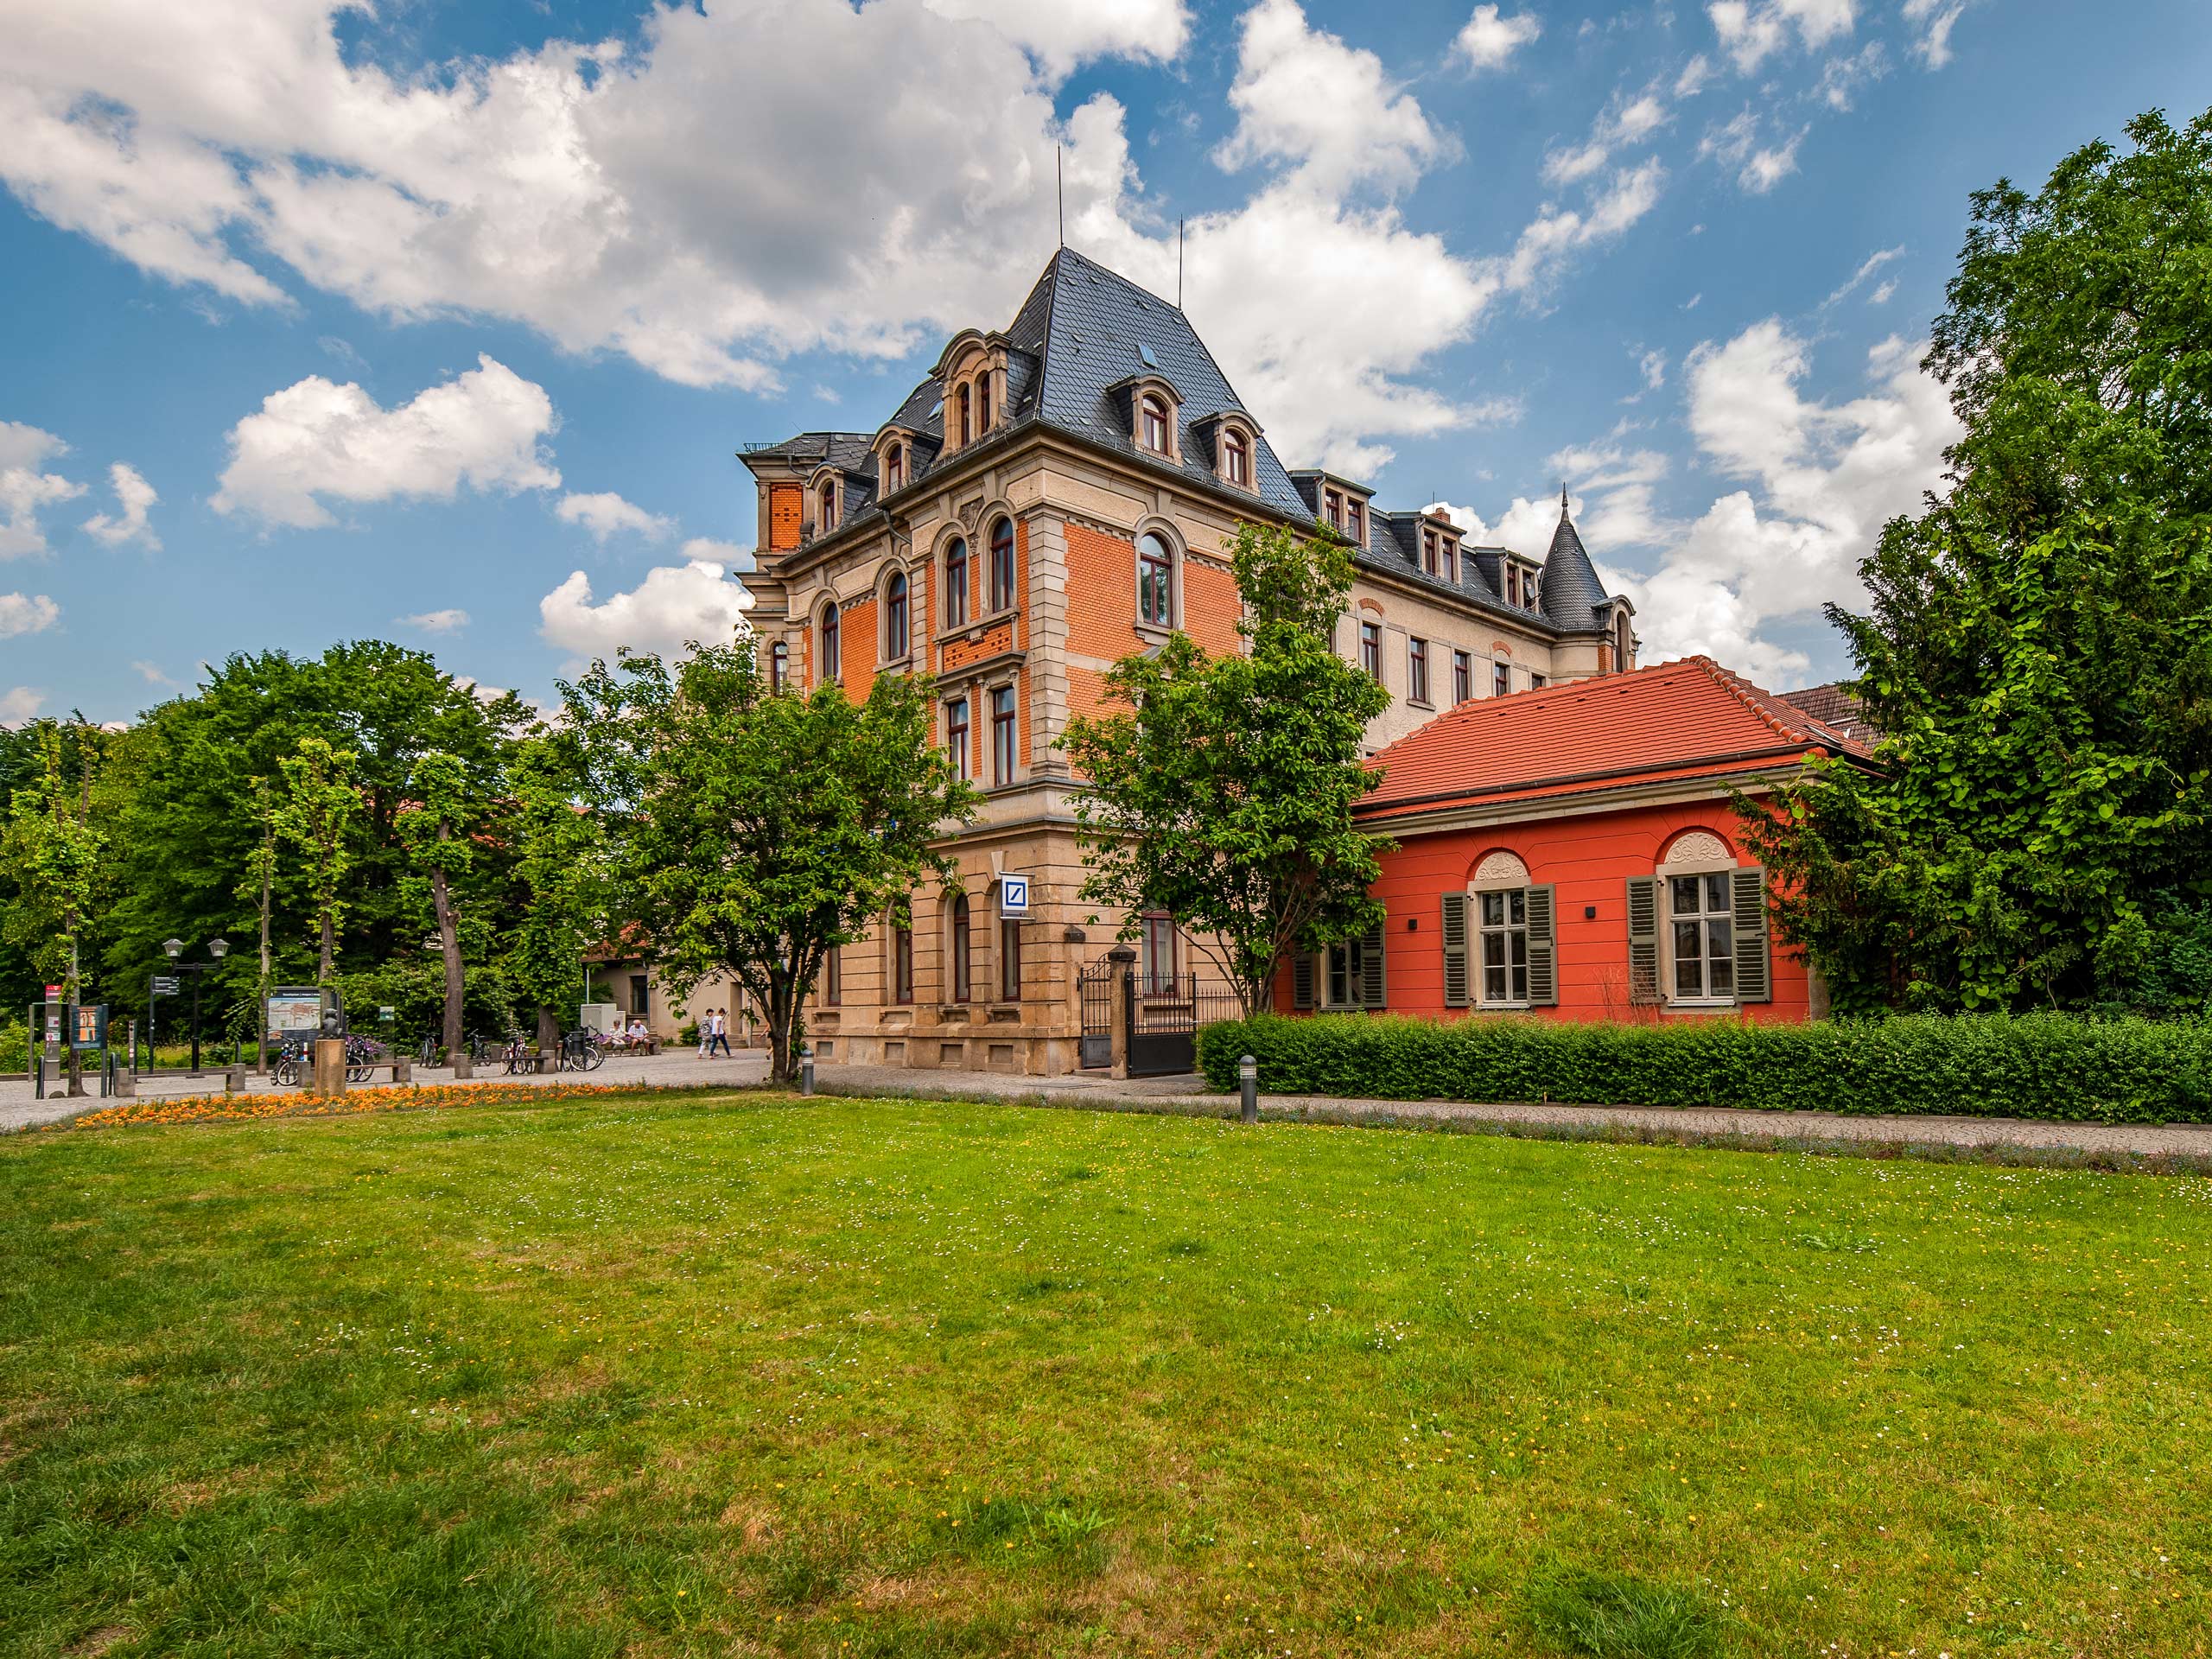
<box><xmin>744</xmin><ymin>246</ymin><xmax>1628</xmax><ymax>634</ymax></box>
<box><xmin>1357</xmin><ymin>656</ymin><xmax>1877</xmax><ymax>823</ymax></box>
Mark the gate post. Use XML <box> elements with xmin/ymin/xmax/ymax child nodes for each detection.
<box><xmin>1105</xmin><ymin>944</ymin><xmax>1136</xmax><ymax>1080</ymax></box>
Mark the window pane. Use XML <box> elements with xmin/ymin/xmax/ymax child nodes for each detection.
<box><xmin>1671</xmin><ymin>874</ymin><xmax>1701</xmax><ymax>914</ymax></box>
<box><xmin>1512</xmin><ymin>962</ymin><xmax>1528</xmax><ymax>1001</ymax></box>
<box><xmin>1673</xmin><ymin>922</ymin><xmax>1702</xmax><ymax>995</ymax></box>
<box><xmin>1480</xmin><ymin>892</ymin><xmax>1503</xmax><ymax>925</ymax></box>
<box><xmin>1508</xmin><ymin>889</ymin><xmax>1525</xmax><ymax>925</ymax></box>
<box><xmin>1703</xmin><ymin>872</ymin><xmax>1730</xmax><ymax>912</ymax></box>
<box><xmin>1707</xmin><ymin>918</ymin><xmax>1733</xmax><ymax>963</ymax></box>
<box><xmin>1709</xmin><ymin>951</ymin><xmax>1734</xmax><ymax>996</ymax></box>
<box><xmin>1484</xmin><ymin>963</ymin><xmax>1505</xmax><ymax>1000</ymax></box>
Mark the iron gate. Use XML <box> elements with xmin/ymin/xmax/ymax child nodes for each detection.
<box><xmin>1077</xmin><ymin>964</ymin><xmax>1242</xmax><ymax>1077</ymax></box>
<box><xmin>1077</xmin><ymin>959</ymin><xmax>1116</xmax><ymax>1070</ymax></box>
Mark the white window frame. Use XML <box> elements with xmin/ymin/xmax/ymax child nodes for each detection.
<box><xmin>1662</xmin><ymin>852</ymin><xmax>1738</xmax><ymax>1007</ymax></box>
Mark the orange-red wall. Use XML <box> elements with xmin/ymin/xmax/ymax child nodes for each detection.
<box><xmin>1278</xmin><ymin>798</ymin><xmax>1815</xmax><ymax>1022</ymax></box>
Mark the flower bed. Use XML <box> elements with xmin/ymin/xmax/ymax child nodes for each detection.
<box><xmin>72</xmin><ymin>1080</ymin><xmax>635</xmax><ymax>1130</ymax></box>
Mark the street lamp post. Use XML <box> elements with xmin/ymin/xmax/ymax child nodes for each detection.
<box><xmin>164</xmin><ymin>937</ymin><xmax>229</xmax><ymax>1076</ymax></box>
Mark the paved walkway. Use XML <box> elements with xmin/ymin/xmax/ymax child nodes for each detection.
<box><xmin>11</xmin><ymin>1050</ymin><xmax>2211</xmax><ymax>1164</ymax></box>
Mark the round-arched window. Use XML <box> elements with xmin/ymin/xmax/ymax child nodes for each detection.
<box><xmin>886</xmin><ymin>570</ymin><xmax>909</xmax><ymax>660</ymax></box>
<box><xmin>1137</xmin><ymin>532</ymin><xmax>1173</xmax><ymax>627</ymax></box>
<box><xmin>944</xmin><ymin>537</ymin><xmax>969</xmax><ymax>626</ymax></box>
<box><xmin>817</xmin><ymin>480</ymin><xmax>836</xmax><ymax>533</ymax></box>
<box><xmin>1140</xmin><ymin>394</ymin><xmax>1170</xmax><ymax>454</ymax></box>
<box><xmin>988</xmin><ymin>517</ymin><xmax>1015</xmax><ymax>612</ymax></box>
<box><xmin>1615</xmin><ymin>611</ymin><xmax>1632</xmax><ymax>672</ymax></box>
<box><xmin>1224</xmin><ymin>429</ymin><xmax>1249</xmax><ymax>486</ymax></box>
<box><xmin>819</xmin><ymin>602</ymin><xmax>841</xmax><ymax>683</ymax></box>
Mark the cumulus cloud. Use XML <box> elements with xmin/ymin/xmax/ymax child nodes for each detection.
<box><xmin>539</xmin><ymin>558</ymin><xmax>755</xmax><ymax>661</ymax></box>
<box><xmin>0</xmin><ymin>686</ymin><xmax>44</xmax><ymax>727</ymax></box>
<box><xmin>1707</xmin><ymin>0</ymin><xmax>1857</xmax><ymax>73</ymax></box>
<box><xmin>1608</xmin><ymin>321</ymin><xmax>1959</xmax><ymax>686</ymax></box>
<box><xmin>0</xmin><ymin>592</ymin><xmax>60</xmax><ymax>636</ymax></box>
<box><xmin>0</xmin><ymin>421</ymin><xmax>86</xmax><ymax>559</ymax></box>
<box><xmin>921</xmin><ymin>0</ymin><xmax>1189</xmax><ymax>78</ymax></box>
<box><xmin>81</xmin><ymin>461</ymin><xmax>161</xmax><ymax>549</ymax></box>
<box><xmin>1213</xmin><ymin>0</ymin><xmax>1447</xmax><ymax>195</ymax></box>
<box><xmin>556</xmin><ymin>491</ymin><xmax>673</xmax><ymax>543</ymax></box>
<box><xmin>212</xmin><ymin>355</ymin><xmax>560</xmax><ymax>529</ymax></box>
<box><xmin>1452</xmin><ymin>5</ymin><xmax>1541</xmax><ymax>73</ymax></box>
<box><xmin>679</xmin><ymin>536</ymin><xmax>756</xmax><ymax>572</ymax></box>
<box><xmin>399</xmin><ymin>608</ymin><xmax>470</xmax><ymax>633</ymax></box>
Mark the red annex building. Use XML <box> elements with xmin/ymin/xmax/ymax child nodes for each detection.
<box><xmin>1279</xmin><ymin>656</ymin><xmax>1872</xmax><ymax>1023</ymax></box>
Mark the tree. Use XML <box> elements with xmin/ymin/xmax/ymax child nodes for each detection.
<box><xmin>502</xmin><ymin>736</ymin><xmax>607</xmax><ymax>1052</ymax></box>
<box><xmin>1741</xmin><ymin>107</ymin><xmax>2212</xmax><ymax>1012</ymax></box>
<box><xmin>397</xmin><ymin>751</ymin><xmax>480</xmax><ymax>1062</ymax></box>
<box><xmin>275</xmin><ymin>737</ymin><xmax>359</xmax><ymax>983</ymax></box>
<box><xmin>238</xmin><ymin>775</ymin><xmax>278</xmax><ymax>1071</ymax></box>
<box><xmin>564</xmin><ymin>640</ymin><xmax>976</xmax><ymax>1084</ymax></box>
<box><xmin>1060</xmin><ymin>520</ymin><xmax>1394</xmax><ymax>1014</ymax></box>
<box><xmin>2</xmin><ymin>723</ymin><xmax>115</xmax><ymax>1093</ymax></box>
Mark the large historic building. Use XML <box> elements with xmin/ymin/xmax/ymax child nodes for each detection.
<box><xmin>734</xmin><ymin>246</ymin><xmax>1638</xmax><ymax>1075</ymax></box>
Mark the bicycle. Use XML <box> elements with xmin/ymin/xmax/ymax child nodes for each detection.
<box><xmin>272</xmin><ymin>1034</ymin><xmax>310</xmax><ymax>1087</ymax></box>
<box><xmin>558</xmin><ymin>1028</ymin><xmax>607</xmax><ymax>1072</ymax></box>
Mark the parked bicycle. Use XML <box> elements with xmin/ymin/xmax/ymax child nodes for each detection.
<box><xmin>557</xmin><ymin>1028</ymin><xmax>607</xmax><ymax>1072</ymax></box>
<box><xmin>272</xmin><ymin>1033</ymin><xmax>311</xmax><ymax>1087</ymax></box>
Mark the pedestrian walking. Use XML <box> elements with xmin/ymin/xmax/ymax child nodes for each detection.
<box><xmin>708</xmin><ymin>1007</ymin><xmax>734</xmax><ymax>1058</ymax></box>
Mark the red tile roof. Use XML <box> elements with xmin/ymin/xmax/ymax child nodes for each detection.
<box><xmin>1360</xmin><ymin>655</ymin><xmax>1871</xmax><ymax>822</ymax></box>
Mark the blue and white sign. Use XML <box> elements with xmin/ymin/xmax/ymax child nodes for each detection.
<box><xmin>998</xmin><ymin>873</ymin><xmax>1031</xmax><ymax>917</ymax></box>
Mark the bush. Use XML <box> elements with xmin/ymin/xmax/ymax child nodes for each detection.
<box><xmin>1197</xmin><ymin>1011</ymin><xmax>2212</xmax><ymax>1124</ymax></box>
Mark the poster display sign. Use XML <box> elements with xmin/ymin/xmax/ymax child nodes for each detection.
<box><xmin>72</xmin><ymin>1005</ymin><xmax>107</xmax><ymax>1049</ymax></box>
<box><xmin>266</xmin><ymin>991</ymin><xmax>325</xmax><ymax>1036</ymax></box>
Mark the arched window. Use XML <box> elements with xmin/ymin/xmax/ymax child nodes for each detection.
<box><xmin>884</xmin><ymin>444</ymin><xmax>903</xmax><ymax>493</ymax></box>
<box><xmin>1224</xmin><ymin>429</ymin><xmax>1249</xmax><ymax>486</ymax></box>
<box><xmin>976</xmin><ymin>376</ymin><xmax>992</xmax><ymax>434</ymax></box>
<box><xmin>886</xmin><ymin>570</ymin><xmax>909</xmax><ymax>660</ymax></box>
<box><xmin>1140</xmin><ymin>394</ymin><xmax>1170</xmax><ymax>454</ymax></box>
<box><xmin>1615</xmin><ymin>611</ymin><xmax>1631</xmax><ymax>672</ymax></box>
<box><xmin>988</xmin><ymin>517</ymin><xmax>1015</xmax><ymax>612</ymax></box>
<box><xmin>817</xmin><ymin>480</ymin><xmax>836</xmax><ymax>533</ymax></box>
<box><xmin>949</xmin><ymin>893</ymin><xmax>972</xmax><ymax>1003</ymax></box>
<box><xmin>958</xmin><ymin>384</ymin><xmax>974</xmax><ymax>447</ymax></box>
<box><xmin>1137</xmin><ymin>531</ymin><xmax>1173</xmax><ymax>627</ymax></box>
<box><xmin>944</xmin><ymin>537</ymin><xmax>969</xmax><ymax>626</ymax></box>
<box><xmin>819</xmin><ymin>602</ymin><xmax>841</xmax><ymax>683</ymax></box>
<box><xmin>768</xmin><ymin>639</ymin><xmax>789</xmax><ymax>691</ymax></box>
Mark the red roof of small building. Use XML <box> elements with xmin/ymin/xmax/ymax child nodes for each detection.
<box><xmin>1360</xmin><ymin>655</ymin><xmax>1872</xmax><ymax>823</ymax></box>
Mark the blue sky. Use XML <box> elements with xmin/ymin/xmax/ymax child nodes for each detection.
<box><xmin>4</xmin><ymin>0</ymin><xmax>2209</xmax><ymax>723</ymax></box>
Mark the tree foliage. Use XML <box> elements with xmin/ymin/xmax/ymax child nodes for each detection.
<box><xmin>274</xmin><ymin>736</ymin><xmax>361</xmax><ymax>983</ymax></box>
<box><xmin>1743</xmin><ymin>107</ymin><xmax>2212</xmax><ymax>1013</ymax></box>
<box><xmin>564</xmin><ymin>640</ymin><xmax>975</xmax><ymax>1083</ymax></box>
<box><xmin>502</xmin><ymin>736</ymin><xmax>609</xmax><ymax>1048</ymax></box>
<box><xmin>1060</xmin><ymin>520</ymin><xmax>1394</xmax><ymax>1014</ymax></box>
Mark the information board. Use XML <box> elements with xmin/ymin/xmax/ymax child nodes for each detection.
<box><xmin>72</xmin><ymin>1005</ymin><xmax>106</xmax><ymax>1049</ymax></box>
<box><xmin>267</xmin><ymin>992</ymin><xmax>324</xmax><ymax>1035</ymax></box>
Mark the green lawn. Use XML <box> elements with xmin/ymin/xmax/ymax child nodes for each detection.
<box><xmin>3</xmin><ymin>1092</ymin><xmax>2208</xmax><ymax>1657</ymax></box>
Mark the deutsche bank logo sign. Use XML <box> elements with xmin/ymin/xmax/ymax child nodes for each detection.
<box><xmin>999</xmin><ymin>874</ymin><xmax>1031</xmax><ymax>917</ymax></box>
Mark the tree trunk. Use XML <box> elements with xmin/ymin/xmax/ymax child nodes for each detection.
<box><xmin>432</xmin><ymin>834</ymin><xmax>464</xmax><ymax>1062</ymax></box>
<box><xmin>766</xmin><ymin>973</ymin><xmax>797</xmax><ymax>1084</ymax></box>
<box><xmin>318</xmin><ymin>911</ymin><xmax>334</xmax><ymax>982</ymax></box>
<box><xmin>257</xmin><ymin>849</ymin><xmax>272</xmax><ymax>1073</ymax></box>
<box><xmin>537</xmin><ymin>1004</ymin><xmax>561</xmax><ymax>1053</ymax></box>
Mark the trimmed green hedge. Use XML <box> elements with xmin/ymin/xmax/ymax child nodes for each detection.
<box><xmin>1196</xmin><ymin>1012</ymin><xmax>2212</xmax><ymax>1124</ymax></box>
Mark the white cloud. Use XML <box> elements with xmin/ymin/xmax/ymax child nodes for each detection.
<box><xmin>0</xmin><ymin>421</ymin><xmax>86</xmax><ymax>559</ymax></box>
<box><xmin>1674</xmin><ymin>54</ymin><xmax>1714</xmax><ymax>97</ymax></box>
<box><xmin>399</xmin><ymin>608</ymin><xmax>470</xmax><ymax>634</ymax></box>
<box><xmin>1700</xmin><ymin>110</ymin><xmax>1803</xmax><ymax>194</ymax></box>
<box><xmin>919</xmin><ymin>0</ymin><xmax>1189</xmax><ymax>77</ymax></box>
<box><xmin>1901</xmin><ymin>0</ymin><xmax>1972</xmax><ymax>68</ymax></box>
<box><xmin>1213</xmin><ymin>0</ymin><xmax>1446</xmax><ymax>195</ymax></box>
<box><xmin>1452</xmin><ymin>5</ymin><xmax>1541</xmax><ymax>73</ymax></box>
<box><xmin>1823</xmin><ymin>245</ymin><xmax>1904</xmax><ymax>307</ymax></box>
<box><xmin>679</xmin><ymin>536</ymin><xmax>757</xmax><ymax>573</ymax></box>
<box><xmin>0</xmin><ymin>686</ymin><xmax>44</xmax><ymax>727</ymax></box>
<box><xmin>1815</xmin><ymin>41</ymin><xmax>1889</xmax><ymax>109</ymax></box>
<box><xmin>1542</xmin><ymin>86</ymin><xmax>1670</xmax><ymax>187</ymax></box>
<box><xmin>1707</xmin><ymin>0</ymin><xmax>1857</xmax><ymax>73</ymax></box>
<box><xmin>212</xmin><ymin>355</ymin><xmax>559</xmax><ymax>529</ymax></box>
<box><xmin>1498</xmin><ymin>160</ymin><xmax>1668</xmax><ymax>298</ymax></box>
<box><xmin>556</xmin><ymin>491</ymin><xmax>673</xmax><ymax>543</ymax></box>
<box><xmin>1739</xmin><ymin>130</ymin><xmax>1806</xmax><ymax>194</ymax></box>
<box><xmin>0</xmin><ymin>592</ymin><xmax>60</xmax><ymax>636</ymax></box>
<box><xmin>81</xmin><ymin>461</ymin><xmax>161</xmax><ymax>549</ymax></box>
<box><xmin>132</xmin><ymin>659</ymin><xmax>181</xmax><ymax>686</ymax></box>
<box><xmin>1869</xmin><ymin>278</ymin><xmax>1896</xmax><ymax>305</ymax></box>
<box><xmin>1608</xmin><ymin>321</ymin><xmax>1960</xmax><ymax>686</ymax></box>
<box><xmin>1639</xmin><ymin>349</ymin><xmax>1668</xmax><ymax>391</ymax></box>
<box><xmin>539</xmin><ymin>558</ymin><xmax>755</xmax><ymax>661</ymax></box>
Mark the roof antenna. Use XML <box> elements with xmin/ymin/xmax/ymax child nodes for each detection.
<box><xmin>1056</xmin><ymin>145</ymin><xmax>1065</xmax><ymax>248</ymax></box>
<box><xmin>1177</xmin><ymin>217</ymin><xmax>1185</xmax><ymax>308</ymax></box>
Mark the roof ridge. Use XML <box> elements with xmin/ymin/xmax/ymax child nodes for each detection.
<box><xmin>1695</xmin><ymin>657</ymin><xmax>1816</xmax><ymax>744</ymax></box>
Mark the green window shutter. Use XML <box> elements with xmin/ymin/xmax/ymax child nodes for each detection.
<box><xmin>1525</xmin><ymin>885</ymin><xmax>1557</xmax><ymax>1007</ymax></box>
<box><xmin>1359</xmin><ymin>921</ymin><xmax>1388</xmax><ymax>1009</ymax></box>
<box><xmin>1440</xmin><ymin>892</ymin><xmax>1471</xmax><ymax>1007</ymax></box>
<box><xmin>1626</xmin><ymin>876</ymin><xmax>1661</xmax><ymax>1004</ymax></box>
<box><xmin>1293</xmin><ymin>952</ymin><xmax>1316</xmax><ymax>1010</ymax></box>
<box><xmin>1732</xmin><ymin>865</ymin><xmax>1772</xmax><ymax>1003</ymax></box>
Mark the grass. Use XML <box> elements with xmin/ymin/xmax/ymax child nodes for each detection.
<box><xmin>2</xmin><ymin>1091</ymin><xmax>2209</xmax><ymax>1657</ymax></box>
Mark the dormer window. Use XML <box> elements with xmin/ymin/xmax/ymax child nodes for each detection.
<box><xmin>1614</xmin><ymin>610</ymin><xmax>1633</xmax><ymax>672</ymax></box>
<box><xmin>1441</xmin><ymin>537</ymin><xmax>1458</xmax><ymax>583</ymax></box>
<box><xmin>817</xmin><ymin>479</ymin><xmax>838</xmax><ymax>535</ymax></box>
<box><xmin>958</xmin><ymin>384</ymin><xmax>974</xmax><ymax>447</ymax></box>
<box><xmin>1140</xmin><ymin>393</ymin><xmax>1171</xmax><ymax>454</ymax></box>
<box><xmin>1347</xmin><ymin>499</ymin><xmax>1364</xmax><ymax>544</ymax></box>
<box><xmin>884</xmin><ymin>443</ymin><xmax>904</xmax><ymax>493</ymax></box>
<box><xmin>1224</xmin><ymin>429</ymin><xmax>1249</xmax><ymax>486</ymax></box>
<box><xmin>1421</xmin><ymin>529</ymin><xmax>1438</xmax><ymax>577</ymax></box>
<box><xmin>1323</xmin><ymin>488</ymin><xmax>1344</xmax><ymax>532</ymax></box>
<box><xmin>976</xmin><ymin>377</ymin><xmax>992</xmax><ymax>435</ymax></box>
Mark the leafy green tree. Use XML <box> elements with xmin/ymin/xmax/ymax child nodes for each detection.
<box><xmin>2</xmin><ymin>723</ymin><xmax>116</xmax><ymax>1092</ymax></box>
<box><xmin>502</xmin><ymin>736</ymin><xmax>608</xmax><ymax>1052</ymax></box>
<box><xmin>397</xmin><ymin>751</ymin><xmax>484</xmax><ymax>1061</ymax></box>
<box><xmin>1060</xmin><ymin>520</ymin><xmax>1394</xmax><ymax>1014</ymax></box>
<box><xmin>275</xmin><ymin>737</ymin><xmax>360</xmax><ymax>983</ymax></box>
<box><xmin>564</xmin><ymin>640</ymin><xmax>976</xmax><ymax>1084</ymax></box>
<box><xmin>1742</xmin><ymin>107</ymin><xmax>2212</xmax><ymax>1012</ymax></box>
